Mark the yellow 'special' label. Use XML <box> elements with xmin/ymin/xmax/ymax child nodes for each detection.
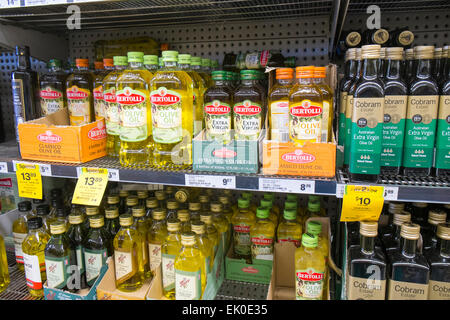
<box><xmin>72</xmin><ymin>168</ymin><xmax>109</xmax><ymax>206</ymax></box>
<box><xmin>16</xmin><ymin>163</ymin><xmax>42</xmax><ymax>200</ymax></box>
<box><xmin>341</xmin><ymin>185</ymin><xmax>384</xmax><ymax>222</ymax></box>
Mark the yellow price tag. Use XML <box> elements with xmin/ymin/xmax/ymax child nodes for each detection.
<box><xmin>72</xmin><ymin>168</ymin><xmax>108</xmax><ymax>206</ymax></box>
<box><xmin>16</xmin><ymin>163</ymin><xmax>43</xmax><ymax>199</ymax></box>
<box><xmin>341</xmin><ymin>185</ymin><xmax>384</xmax><ymax>222</ymax></box>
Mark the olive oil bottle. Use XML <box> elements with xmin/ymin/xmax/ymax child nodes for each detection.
<box><xmin>404</xmin><ymin>48</ymin><xmax>415</xmax><ymax>83</ymax></box>
<box><xmin>313</xmin><ymin>66</ymin><xmax>334</xmax><ymax>142</ymax></box>
<box><xmin>210</xmin><ymin>202</ymin><xmax>229</xmax><ymax>248</ymax></box>
<box><xmin>268</xmin><ymin>68</ymin><xmax>294</xmax><ymax>142</ymax></box>
<box><xmin>13</xmin><ymin>201</ymin><xmax>30</xmax><ymax>272</ymax></box>
<box><xmin>144</xmin><ymin>55</ymin><xmax>159</xmax><ymax>73</ymax></box>
<box><xmin>103</xmin><ymin>56</ymin><xmax>128</xmax><ymax>158</ymax></box>
<box><xmin>147</xmin><ymin>208</ymin><xmax>167</xmax><ymax>272</ymax></box>
<box><xmin>349</xmin><ymin>45</ymin><xmax>384</xmax><ymax>182</ymax></box>
<box><xmin>132</xmin><ymin>207</ymin><xmax>151</xmax><ymax>278</ymax></box>
<box><xmin>231</xmin><ymin>198</ymin><xmax>256</xmax><ymax>261</ymax></box>
<box><xmin>22</xmin><ymin>217</ymin><xmax>50</xmax><ymax>298</ymax></box>
<box><xmin>436</xmin><ymin>60</ymin><xmax>450</xmax><ymax>176</ymax></box>
<box><xmin>200</xmin><ymin>213</ymin><xmax>219</xmax><ymax>255</ymax></box>
<box><xmin>177</xmin><ymin>210</ymin><xmax>191</xmax><ymax>233</ymax></box>
<box><xmin>289</xmin><ymin>66</ymin><xmax>323</xmax><ymax>146</ymax></box>
<box><xmin>39</xmin><ymin>59</ymin><xmax>67</xmax><ymax>116</ymax></box>
<box><xmin>66</xmin><ymin>59</ymin><xmax>95</xmax><ymax>125</ymax></box>
<box><xmin>145</xmin><ymin>197</ymin><xmax>159</xmax><ymax>223</ymax></box>
<box><xmin>277</xmin><ymin>209</ymin><xmax>302</xmax><ymax>247</ymax></box>
<box><xmin>191</xmin><ymin>220</ymin><xmax>214</xmax><ymax>273</ymax></box>
<box><xmin>381</xmin><ymin>47</ymin><xmax>408</xmax><ymax>175</ymax></box>
<box><xmin>250</xmin><ymin>207</ymin><xmax>276</xmax><ymax>261</ymax></box>
<box><xmin>93</xmin><ymin>60</ymin><xmax>106</xmax><ymax>120</ymax></box>
<box><xmin>113</xmin><ymin>214</ymin><xmax>145</xmax><ymax>292</ymax></box>
<box><xmin>44</xmin><ymin>222</ymin><xmax>77</xmax><ymax>291</ymax></box>
<box><xmin>150</xmin><ymin>50</ymin><xmax>194</xmax><ymax>169</ymax></box>
<box><xmin>189</xmin><ymin>202</ymin><xmax>202</xmax><ymax>222</ymax></box>
<box><xmin>105</xmin><ymin>208</ymin><xmax>120</xmax><ymax>240</ymax></box>
<box><xmin>67</xmin><ymin>212</ymin><xmax>88</xmax><ymax>290</ymax></box>
<box><xmin>403</xmin><ymin>46</ymin><xmax>439</xmax><ymax>176</ymax></box>
<box><xmin>161</xmin><ymin>219</ymin><xmax>182</xmax><ymax>300</ymax></box>
<box><xmin>427</xmin><ymin>223</ymin><xmax>450</xmax><ymax>299</ymax></box>
<box><xmin>203</xmin><ymin>71</ymin><xmax>234</xmax><ymax>143</ymax></box>
<box><xmin>117</xmin><ymin>52</ymin><xmax>153</xmax><ymax>168</ymax></box>
<box><xmin>166</xmin><ymin>200</ymin><xmax>179</xmax><ymax>221</ymax></box>
<box><xmin>0</xmin><ymin>234</ymin><xmax>10</xmax><ymax>294</ymax></box>
<box><xmin>306</xmin><ymin>220</ymin><xmax>328</xmax><ymax>261</ymax></box>
<box><xmin>338</xmin><ymin>49</ymin><xmax>357</xmax><ymax>147</ymax></box>
<box><xmin>174</xmin><ymin>232</ymin><xmax>206</xmax><ymax>300</ymax></box>
<box><xmin>191</xmin><ymin>56</ymin><xmax>213</xmax><ymax>87</ymax></box>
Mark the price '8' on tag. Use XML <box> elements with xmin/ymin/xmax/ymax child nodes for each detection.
<box><xmin>341</xmin><ymin>185</ymin><xmax>385</xmax><ymax>222</ymax></box>
<box><xmin>72</xmin><ymin>168</ymin><xmax>108</xmax><ymax>206</ymax></box>
<box><xmin>16</xmin><ymin>163</ymin><xmax>42</xmax><ymax>199</ymax></box>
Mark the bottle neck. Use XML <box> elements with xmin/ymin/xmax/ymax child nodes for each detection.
<box><xmin>77</xmin><ymin>66</ymin><xmax>89</xmax><ymax>71</ymax></box>
<box><xmin>164</xmin><ymin>60</ymin><xmax>178</xmax><ymax>70</ymax></box>
<box><xmin>393</xmin><ymin>224</ymin><xmax>402</xmax><ymax>240</ymax></box>
<box><xmin>191</xmin><ymin>64</ymin><xmax>201</xmax><ymax>71</ymax></box>
<box><xmin>104</xmin><ymin>66</ymin><xmax>114</xmax><ymax>71</ymax></box>
<box><xmin>178</xmin><ymin>63</ymin><xmax>190</xmax><ymax>71</ymax></box>
<box><xmin>439</xmin><ymin>238</ymin><xmax>450</xmax><ymax>258</ymax></box>
<box><xmin>276</xmin><ymin>78</ymin><xmax>292</xmax><ymax>86</ymax></box>
<box><xmin>360</xmin><ymin>235</ymin><xmax>375</xmax><ymax>254</ymax></box>
<box><xmin>313</xmin><ymin>77</ymin><xmax>326</xmax><ymax>85</ymax></box>
<box><xmin>298</xmin><ymin>77</ymin><xmax>313</xmax><ymax>85</ymax></box>
<box><xmin>346</xmin><ymin>59</ymin><xmax>357</xmax><ymax>78</ymax></box>
<box><xmin>355</xmin><ymin>60</ymin><xmax>362</xmax><ymax>79</ymax></box>
<box><xmin>241</xmin><ymin>78</ymin><xmax>258</xmax><ymax>86</ymax></box>
<box><xmin>50</xmin><ymin>66</ymin><xmax>62</xmax><ymax>73</ymax></box>
<box><xmin>115</xmin><ymin>65</ymin><xmax>126</xmax><ymax>71</ymax></box>
<box><xmin>414</xmin><ymin>58</ymin><xmax>433</xmax><ymax>79</ymax></box>
<box><xmin>17</xmin><ymin>54</ymin><xmax>31</xmax><ymax>70</ymax></box>
<box><xmin>402</xmin><ymin>238</ymin><xmax>417</xmax><ymax>257</ymax></box>
<box><xmin>214</xmin><ymin>79</ymin><xmax>227</xmax><ymax>86</ymax></box>
<box><xmin>385</xmin><ymin>59</ymin><xmax>402</xmax><ymax>80</ymax></box>
<box><xmin>361</xmin><ymin>57</ymin><xmax>379</xmax><ymax>80</ymax></box>
<box><xmin>129</xmin><ymin>61</ymin><xmax>143</xmax><ymax>69</ymax></box>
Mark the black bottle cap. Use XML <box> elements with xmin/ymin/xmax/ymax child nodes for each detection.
<box><xmin>15</xmin><ymin>46</ymin><xmax>30</xmax><ymax>57</ymax></box>
<box><xmin>18</xmin><ymin>201</ymin><xmax>32</xmax><ymax>212</ymax></box>
<box><xmin>27</xmin><ymin>217</ymin><xmax>43</xmax><ymax>229</ymax></box>
<box><xmin>56</xmin><ymin>206</ymin><xmax>69</xmax><ymax>217</ymax></box>
<box><xmin>51</xmin><ymin>198</ymin><xmax>63</xmax><ymax>207</ymax></box>
<box><xmin>32</xmin><ymin>197</ymin><xmax>45</xmax><ymax>204</ymax></box>
<box><xmin>36</xmin><ymin>204</ymin><xmax>50</xmax><ymax>216</ymax></box>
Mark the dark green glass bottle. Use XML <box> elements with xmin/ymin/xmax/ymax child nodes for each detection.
<box><xmin>67</xmin><ymin>212</ymin><xmax>88</xmax><ymax>289</ymax></box>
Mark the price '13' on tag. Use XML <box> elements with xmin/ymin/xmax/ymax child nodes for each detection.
<box><xmin>16</xmin><ymin>163</ymin><xmax>42</xmax><ymax>199</ymax></box>
<box><xmin>341</xmin><ymin>185</ymin><xmax>385</xmax><ymax>222</ymax></box>
<box><xmin>72</xmin><ymin>168</ymin><xmax>108</xmax><ymax>207</ymax></box>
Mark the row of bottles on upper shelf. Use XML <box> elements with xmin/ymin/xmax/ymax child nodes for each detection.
<box><xmin>338</xmin><ymin>43</ymin><xmax>450</xmax><ymax>182</ymax></box>
<box><xmin>6</xmin><ymin>184</ymin><xmax>330</xmax><ymax>300</ymax></box>
<box><xmin>347</xmin><ymin>201</ymin><xmax>450</xmax><ymax>300</ymax></box>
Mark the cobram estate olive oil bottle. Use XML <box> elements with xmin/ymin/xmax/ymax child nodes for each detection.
<box><xmin>39</xmin><ymin>58</ymin><xmax>67</xmax><ymax>116</ymax></box>
<box><xmin>427</xmin><ymin>223</ymin><xmax>450</xmax><ymax>300</ymax></box>
<box><xmin>116</xmin><ymin>52</ymin><xmax>153</xmax><ymax>168</ymax></box>
<box><xmin>66</xmin><ymin>58</ymin><xmax>95</xmax><ymax>126</ymax></box>
<box><xmin>402</xmin><ymin>46</ymin><xmax>439</xmax><ymax>176</ymax></box>
<box><xmin>436</xmin><ymin>60</ymin><xmax>450</xmax><ymax>176</ymax></box>
<box><xmin>150</xmin><ymin>50</ymin><xmax>194</xmax><ymax>169</ymax></box>
<box><xmin>349</xmin><ymin>45</ymin><xmax>385</xmax><ymax>182</ymax></box>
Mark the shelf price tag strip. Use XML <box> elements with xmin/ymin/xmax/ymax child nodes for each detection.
<box><xmin>12</xmin><ymin>160</ymin><xmax>52</xmax><ymax>176</ymax></box>
<box><xmin>185</xmin><ymin>174</ymin><xmax>236</xmax><ymax>189</ymax></box>
<box><xmin>0</xmin><ymin>162</ymin><xmax>8</xmax><ymax>174</ymax></box>
<box><xmin>72</xmin><ymin>168</ymin><xmax>109</xmax><ymax>206</ymax></box>
<box><xmin>15</xmin><ymin>163</ymin><xmax>42</xmax><ymax>199</ymax></box>
<box><xmin>76</xmin><ymin>167</ymin><xmax>119</xmax><ymax>181</ymax></box>
<box><xmin>340</xmin><ymin>185</ymin><xmax>385</xmax><ymax>222</ymax></box>
<box><xmin>258</xmin><ymin>178</ymin><xmax>315</xmax><ymax>194</ymax></box>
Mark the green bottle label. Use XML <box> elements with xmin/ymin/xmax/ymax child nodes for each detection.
<box><xmin>233</xmin><ymin>100</ymin><xmax>263</xmax><ymax>139</ymax></box>
<box><xmin>250</xmin><ymin>235</ymin><xmax>274</xmax><ymax>260</ymax></box>
<box><xmin>40</xmin><ymin>86</ymin><xmax>64</xmax><ymax>116</ymax></box>
<box><xmin>381</xmin><ymin>95</ymin><xmax>407</xmax><ymax>167</ymax></box>
<box><xmin>84</xmin><ymin>248</ymin><xmax>107</xmax><ymax>286</ymax></box>
<box><xmin>349</xmin><ymin>97</ymin><xmax>384</xmax><ymax>175</ymax></box>
<box><xmin>150</xmin><ymin>87</ymin><xmax>183</xmax><ymax>144</ymax></box>
<box><xmin>116</xmin><ymin>87</ymin><xmax>148</xmax><ymax>142</ymax></box>
<box><xmin>44</xmin><ymin>255</ymin><xmax>70</xmax><ymax>289</ymax></box>
<box><xmin>103</xmin><ymin>87</ymin><xmax>119</xmax><ymax>135</ymax></box>
<box><xmin>403</xmin><ymin>96</ymin><xmax>439</xmax><ymax>168</ymax></box>
<box><xmin>175</xmin><ymin>268</ymin><xmax>202</xmax><ymax>300</ymax></box>
<box><xmin>296</xmin><ymin>268</ymin><xmax>325</xmax><ymax>300</ymax></box>
<box><xmin>338</xmin><ymin>92</ymin><xmax>347</xmax><ymax>146</ymax></box>
<box><xmin>344</xmin><ymin>95</ymin><xmax>354</xmax><ymax>165</ymax></box>
<box><xmin>436</xmin><ymin>95</ymin><xmax>450</xmax><ymax>169</ymax></box>
<box><xmin>233</xmin><ymin>224</ymin><xmax>251</xmax><ymax>256</ymax></box>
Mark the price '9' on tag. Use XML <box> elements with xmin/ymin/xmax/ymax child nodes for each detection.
<box><xmin>72</xmin><ymin>168</ymin><xmax>108</xmax><ymax>206</ymax></box>
<box><xmin>340</xmin><ymin>185</ymin><xmax>385</xmax><ymax>222</ymax></box>
<box><xmin>16</xmin><ymin>163</ymin><xmax>42</xmax><ymax>199</ymax></box>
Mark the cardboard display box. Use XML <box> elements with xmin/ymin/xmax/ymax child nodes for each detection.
<box><xmin>18</xmin><ymin>108</ymin><xmax>107</xmax><ymax>164</ymax></box>
<box><xmin>43</xmin><ymin>260</ymin><xmax>109</xmax><ymax>300</ymax></box>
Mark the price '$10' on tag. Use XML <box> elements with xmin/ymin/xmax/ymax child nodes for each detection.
<box><xmin>72</xmin><ymin>168</ymin><xmax>109</xmax><ymax>207</ymax></box>
<box><xmin>341</xmin><ymin>185</ymin><xmax>385</xmax><ymax>222</ymax></box>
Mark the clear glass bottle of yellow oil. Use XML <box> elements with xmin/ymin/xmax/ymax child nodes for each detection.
<box><xmin>22</xmin><ymin>217</ymin><xmax>50</xmax><ymax>298</ymax></box>
<box><xmin>93</xmin><ymin>60</ymin><xmax>106</xmax><ymax>121</ymax></box>
<box><xmin>288</xmin><ymin>66</ymin><xmax>323</xmax><ymax>146</ymax></box>
<box><xmin>250</xmin><ymin>207</ymin><xmax>276</xmax><ymax>261</ymax></box>
<box><xmin>0</xmin><ymin>234</ymin><xmax>10</xmax><ymax>294</ymax></box>
<box><xmin>155</xmin><ymin>191</ymin><xmax>167</xmax><ymax>209</ymax></box>
<box><xmin>66</xmin><ymin>58</ymin><xmax>95</xmax><ymax>125</ymax></box>
<box><xmin>210</xmin><ymin>202</ymin><xmax>230</xmax><ymax>250</ymax></box>
<box><xmin>116</xmin><ymin>52</ymin><xmax>153</xmax><ymax>168</ymax></box>
<box><xmin>113</xmin><ymin>214</ymin><xmax>145</xmax><ymax>292</ymax></box>
<box><xmin>132</xmin><ymin>207</ymin><xmax>151</xmax><ymax>279</ymax></box>
<box><xmin>145</xmin><ymin>197</ymin><xmax>158</xmax><ymax>223</ymax></box>
<box><xmin>294</xmin><ymin>233</ymin><xmax>326</xmax><ymax>300</ymax></box>
<box><xmin>303</xmin><ymin>201</ymin><xmax>324</xmax><ymax>229</ymax></box>
<box><xmin>231</xmin><ymin>198</ymin><xmax>256</xmax><ymax>261</ymax></box>
<box><xmin>161</xmin><ymin>219</ymin><xmax>182</xmax><ymax>300</ymax></box>
<box><xmin>200</xmin><ymin>213</ymin><xmax>219</xmax><ymax>255</ymax></box>
<box><xmin>191</xmin><ymin>56</ymin><xmax>213</xmax><ymax>87</ymax></box>
<box><xmin>174</xmin><ymin>232</ymin><xmax>206</xmax><ymax>300</ymax></box>
<box><xmin>144</xmin><ymin>55</ymin><xmax>159</xmax><ymax>73</ymax></box>
<box><xmin>218</xmin><ymin>196</ymin><xmax>234</xmax><ymax>225</ymax></box>
<box><xmin>147</xmin><ymin>208</ymin><xmax>168</xmax><ymax>272</ymax></box>
<box><xmin>137</xmin><ymin>190</ymin><xmax>148</xmax><ymax>207</ymax></box>
<box><xmin>103</xmin><ymin>56</ymin><xmax>127</xmax><ymax>158</ymax></box>
<box><xmin>306</xmin><ymin>220</ymin><xmax>328</xmax><ymax>260</ymax></box>
<box><xmin>150</xmin><ymin>50</ymin><xmax>194</xmax><ymax>169</ymax></box>
<box><xmin>259</xmin><ymin>199</ymin><xmax>279</xmax><ymax>226</ymax></box>
<box><xmin>189</xmin><ymin>202</ymin><xmax>202</xmax><ymax>222</ymax></box>
<box><xmin>191</xmin><ymin>220</ymin><xmax>214</xmax><ymax>273</ymax></box>
<box><xmin>313</xmin><ymin>67</ymin><xmax>333</xmax><ymax>142</ymax></box>
<box><xmin>166</xmin><ymin>200</ymin><xmax>179</xmax><ymax>221</ymax></box>
<box><xmin>13</xmin><ymin>201</ymin><xmax>30</xmax><ymax>272</ymax></box>
<box><xmin>277</xmin><ymin>209</ymin><xmax>302</xmax><ymax>247</ymax></box>
<box><xmin>177</xmin><ymin>209</ymin><xmax>191</xmax><ymax>233</ymax></box>
<box><xmin>263</xmin><ymin>193</ymin><xmax>280</xmax><ymax>217</ymax></box>
<box><xmin>241</xmin><ymin>192</ymin><xmax>258</xmax><ymax>213</ymax></box>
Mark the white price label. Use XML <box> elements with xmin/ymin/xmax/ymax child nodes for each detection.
<box><xmin>336</xmin><ymin>183</ymin><xmax>345</xmax><ymax>198</ymax></box>
<box><xmin>0</xmin><ymin>162</ymin><xmax>8</xmax><ymax>174</ymax></box>
<box><xmin>12</xmin><ymin>161</ymin><xmax>51</xmax><ymax>176</ymax></box>
<box><xmin>383</xmin><ymin>186</ymin><xmax>399</xmax><ymax>201</ymax></box>
<box><xmin>77</xmin><ymin>167</ymin><xmax>119</xmax><ymax>181</ymax></box>
<box><xmin>259</xmin><ymin>178</ymin><xmax>315</xmax><ymax>194</ymax></box>
<box><xmin>185</xmin><ymin>174</ymin><xmax>236</xmax><ymax>189</ymax></box>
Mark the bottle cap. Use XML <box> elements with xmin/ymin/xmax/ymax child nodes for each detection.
<box><xmin>428</xmin><ymin>209</ymin><xmax>447</xmax><ymax>225</ymax></box>
<box><xmin>295</xmin><ymin>66</ymin><xmax>315</xmax><ymax>78</ymax></box>
<box><xmin>283</xmin><ymin>209</ymin><xmax>297</xmax><ymax>220</ymax></box>
<box><xmin>189</xmin><ymin>202</ymin><xmax>201</xmax><ymax>211</ymax></box>
<box><xmin>200</xmin><ymin>213</ymin><xmax>213</xmax><ymax>224</ymax></box>
<box><xmin>285</xmin><ymin>194</ymin><xmax>296</xmax><ymax>202</ymax></box>
<box><xmin>177</xmin><ymin>210</ymin><xmax>190</xmax><ymax>222</ymax></box>
<box><xmin>113</xmin><ymin>56</ymin><xmax>128</xmax><ymax>66</ymax></box>
<box><xmin>201</xmin><ymin>58</ymin><xmax>211</xmax><ymax>67</ymax></box>
<box><xmin>50</xmin><ymin>222</ymin><xmax>66</xmax><ymax>235</ymax></box>
<box><xmin>137</xmin><ymin>190</ymin><xmax>148</xmax><ymax>199</ymax></box>
<box><xmin>162</xmin><ymin>50</ymin><xmax>178</xmax><ymax>62</ymax></box>
<box><xmin>256</xmin><ymin>207</ymin><xmax>270</xmax><ymax>219</ymax></box>
<box><xmin>307</xmin><ymin>201</ymin><xmax>321</xmax><ymax>213</ymax></box>
<box><xmin>218</xmin><ymin>196</ymin><xmax>229</xmax><ymax>205</ymax></box>
<box><xmin>372</xmin><ymin>28</ymin><xmax>389</xmax><ymax>44</ymax></box>
<box><xmin>405</xmin><ymin>49</ymin><xmax>414</xmax><ymax>60</ymax></box>
<box><xmin>345</xmin><ymin>31</ymin><xmax>361</xmax><ymax>47</ymax></box>
<box><xmin>127</xmin><ymin>51</ymin><xmax>144</xmax><ymax>62</ymax></box>
<box><xmin>275</xmin><ymin>68</ymin><xmax>294</xmax><ymax>80</ymax></box>
<box><xmin>436</xmin><ymin>223</ymin><xmax>450</xmax><ymax>241</ymax></box>
<box><xmin>241</xmin><ymin>192</ymin><xmax>252</xmax><ymax>200</ymax></box>
<box><xmin>413</xmin><ymin>46</ymin><xmax>435</xmax><ymax>60</ymax></box>
<box><xmin>166</xmin><ymin>200</ymin><xmax>179</xmax><ymax>210</ymax></box>
<box><xmin>86</xmin><ymin>206</ymin><xmax>99</xmax><ymax>216</ymax></box>
<box><xmin>146</xmin><ymin>197</ymin><xmax>158</xmax><ymax>208</ymax></box>
<box><xmin>152</xmin><ymin>208</ymin><xmax>166</xmax><ymax>220</ymax></box>
<box><xmin>412</xmin><ymin>202</ymin><xmax>427</xmax><ymax>208</ymax></box>
<box><xmin>89</xmin><ymin>215</ymin><xmax>105</xmax><ymax>228</ymax></box>
<box><xmin>18</xmin><ymin>201</ymin><xmax>32</xmax><ymax>212</ymax></box>
<box><xmin>259</xmin><ymin>199</ymin><xmax>272</xmax><ymax>209</ymax></box>
<box><xmin>191</xmin><ymin>220</ymin><xmax>206</xmax><ymax>234</ymax></box>
<box><xmin>211</xmin><ymin>70</ymin><xmax>227</xmax><ymax>80</ymax></box>
<box><xmin>398</xmin><ymin>30</ymin><xmax>414</xmax><ymax>46</ymax></box>
<box><xmin>308</xmin><ymin>195</ymin><xmax>321</xmax><ymax>203</ymax></box>
<box><xmin>284</xmin><ymin>201</ymin><xmax>297</xmax><ymax>211</ymax></box>
<box><xmin>355</xmin><ymin>48</ymin><xmax>362</xmax><ymax>60</ymax></box>
<box><xmin>132</xmin><ymin>206</ymin><xmax>145</xmax><ymax>217</ymax></box>
<box><xmin>155</xmin><ymin>190</ymin><xmax>166</xmax><ymax>201</ymax></box>
<box><xmin>313</xmin><ymin>66</ymin><xmax>327</xmax><ymax>78</ymax></box>
<box><xmin>103</xmin><ymin>58</ymin><xmax>114</xmax><ymax>67</ymax></box>
<box><xmin>199</xmin><ymin>195</ymin><xmax>209</xmax><ymax>203</ymax></box>
<box><xmin>346</xmin><ymin>48</ymin><xmax>357</xmax><ymax>61</ymax></box>
<box><xmin>143</xmin><ymin>55</ymin><xmax>158</xmax><ymax>65</ymax></box>
<box><xmin>262</xmin><ymin>193</ymin><xmax>274</xmax><ymax>201</ymax></box>
<box><xmin>359</xmin><ymin>221</ymin><xmax>378</xmax><ymax>237</ymax></box>
<box><xmin>36</xmin><ymin>204</ymin><xmax>50</xmax><ymax>216</ymax></box>
<box><xmin>119</xmin><ymin>214</ymin><xmax>134</xmax><ymax>227</ymax></box>
<box><xmin>49</xmin><ymin>59</ymin><xmax>62</xmax><ymax>68</ymax></box>
<box><xmin>379</xmin><ymin>47</ymin><xmax>386</xmax><ymax>59</ymax></box>
<box><xmin>237</xmin><ymin>198</ymin><xmax>250</xmax><ymax>208</ymax></box>
<box><xmin>126</xmin><ymin>196</ymin><xmax>139</xmax><ymax>206</ymax></box>
<box><xmin>306</xmin><ymin>220</ymin><xmax>322</xmax><ymax>235</ymax></box>
<box><xmin>75</xmin><ymin>59</ymin><xmax>89</xmax><ymax>67</ymax></box>
<box><xmin>174</xmin><ymin>189</ymin><xmax>189</xmax><ymax>203</ymax></box>
<box><xmin>94</xmin><ymin>61</ymin><xmax>104</xmax><ymax>70</ymax></box>
<box><xmin>301</xmin><ymin>232</ymin><xmax>318</xmax><ymax>248</ymax></box>
<box><xmin>400</xmin><ymin>223</ymin><xmax>420</xmax><ymax>240</ymax></box>
<box><xmin>68</xmin><ymin>212</ymin><xmax>84</xmax><ymax>225</ymax></box>
<box><xmin>178</xmin><ymin>54</ymin><xmax>191</xmax><ymax>64</ymax></box>
<box><xmin>107</xmin><ymin>195</ymin><xmax>120</xmax><ymax>204</ymax></box>
<box><xmin>393</xmin><ymin>211</ymin><xmax>411</xmax><ymax>226</ymax></box>
<box><xmin>210</xmin><ymin>202</ymin><xmax>223</xmax><ymax>212</ymax></box>
<box><xmin>191</xmin><ymin>56</ymin><xmax>202</xmax><ymax>66</ymax></box>
<box><xmin>32</xmin><ymin>198</ymin><xmax>45</xmax><ymax>204</ymax></box>
<box><xmin>27</xmin><ymin>217</ymin><xmax>43</xmax><ymax>229</ymax></box>
<box><xmin>361</xmin><ymin>45</ymin><xmax>381</xmax><ymax>59</ymax></box>
<box><xmin>388</xmin><ymin>202</ymin><xmax>405</xmax><ymax>214</ymax></box>
<box><xmin>240</xmin><ymin>69</ymin><xmax>259</xmax><ymax>80</ymax></box>
<box><xmin>181</xmin><ymin>232</ymin><xmax>197</xmax><ymax>245</ymax></box>
<box><xmin>119</xmin><ymin>189</ymin><xmax>129</xmax><ymax>197</ymax></box>
<box><xmin>105</xmin><ymin>208</ymin><xmax>119</xmax><ymax>219</ymax></box>
<box><xmin>211</xmin><ymin>60</ymin><xmax>219</xmax><ymax>68</ymax></box>
<box><xmin>167</xmin><ymin>218</ymin><xmax>181</xmax><ymax>231</ymax></box>
<box><xmin>434</xmin><ymin>47</ymin><xmax>443</xmax><ymax>59</ymax></box>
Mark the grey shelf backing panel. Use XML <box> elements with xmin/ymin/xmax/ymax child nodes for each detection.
<box><xmin>69</xmin><ymin>16</ymin><xmax>330</xmax><ymax>64</ymax></box>
<box><xmin>347</xmin><ymin>0</ymin><xmax>450</xmax><ymax>13</ymax></box>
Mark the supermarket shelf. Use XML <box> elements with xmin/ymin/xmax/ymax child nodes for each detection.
<box><xmin>347</xmin><ymin>0</ymin><xmax>450</xmax><ymax>13</ymax></box>
<box><xmin>337</xmin><ymin>169</ymin><xmax>450</xmax><ymax>204</ymax></box>
<box><xmin>215</xmin><ymin>279</ymin><xmax>269</xmax><ymax>300</ymax></box>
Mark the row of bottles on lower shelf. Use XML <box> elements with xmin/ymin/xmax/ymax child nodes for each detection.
<box><xmin>6</xmin><ymin>184</ymin><xmax>330</xmax><ymax>299</ymax></box>
<box><xmin>347</xmin><ymin>201</ymin><xmax>450</xmax><ymax>300</ymax></box>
